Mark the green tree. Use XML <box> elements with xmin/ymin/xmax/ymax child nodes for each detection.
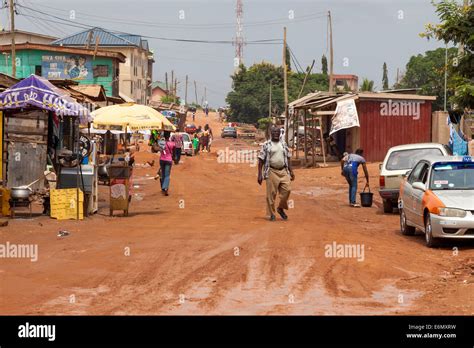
<box><xmin>382</xmin><ymin>62</ymin><xmax>389</xmax><ymax>90</ymax></box>
<box><xmin>321</xmin><ymin>54</ymin><xmax>328</xmax><ymax>75</ymax></box>
<box><xmin>161</xmin><ymin>95</ymin><xmax>181</xmax><ymax>105</ymax></box>
<box><xmin>423</xmin><ymin>0</ymin><xmax>474</xmax><ymax>110</ymax></box>
<box><xmin>226</xmin><ymin>62</ymin><xmax>328</xmax><ymax>124</ymax></box>
<box><xmin>398</xmin><ymin>47</ymin><xmax>457</xmax><ymax>110</ymax></box>
<box><xmin>360</xmin><ymin>78</ymin><xmax>374</xmax><ymax>92</ymax></box>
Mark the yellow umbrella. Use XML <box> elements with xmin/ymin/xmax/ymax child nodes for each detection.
<box><xmin>91</xmin><ymin>103</ymin><xmax>176</xmax><ymax>131</ymax></box>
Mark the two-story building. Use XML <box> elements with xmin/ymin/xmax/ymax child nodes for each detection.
<box><xmin>0</xmin><ymin>29</ymin><xmax>57</xmax><ymax>45</ymax></box>
<box><xmin>52</xmin><ymin>27</ymin><xmax>154</xmax><ymax>104</ymax></box>
<box><xmin>0</xmin><ymin>43</ymin><xmax>125</xmax><ymax>97</ymax></box>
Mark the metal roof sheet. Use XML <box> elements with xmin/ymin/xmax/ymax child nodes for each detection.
<box><xmin>53</xmin><ymin>27</ymin><xmax>140</xmax><ymax>47</ymax></box>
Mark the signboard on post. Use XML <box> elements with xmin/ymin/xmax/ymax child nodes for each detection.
<box><xmin>329</xmin><ymin>98</ymin><xmax>360</xmax><ymax>135</ymax></box>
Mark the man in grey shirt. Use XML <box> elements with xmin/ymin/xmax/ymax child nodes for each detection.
<box><xmin>258</xmin><ymin>126</ymin><xmax>295</xmax><ymax>221</ymax></box>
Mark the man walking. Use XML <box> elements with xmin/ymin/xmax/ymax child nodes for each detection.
<box><xmin>341</xmin><ymin>149</ymin><xmax>369</xmax><ymax>207</ymax></box>
<box><xmin>258</xmin><ymin>126</ymin><xmax>295</xmax><ymax>221</ymax></box>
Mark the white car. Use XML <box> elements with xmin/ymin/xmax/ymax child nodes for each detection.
<box><xmin>181</xmin><ymin>132</ymin><xmax>194</xmax><ymax>156</ymax></box>
<box><xmin>399</xmin><ymin>156</ymin><xmax>474</xmax><ymax>247</ymax></box>
<box><xmin>379</xmin><ymin>143</ymin><xmax>450</xmax><ymax>213</ymax></box>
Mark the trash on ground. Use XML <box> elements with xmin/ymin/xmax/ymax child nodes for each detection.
<box><xmin>57</xmin><ymin>230</ymin><xmax>70</xmax><ymax>237</ymax></box>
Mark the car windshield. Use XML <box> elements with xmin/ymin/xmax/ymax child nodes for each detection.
<box><xmin>386</xmin><ymin>148</ymin><xmax>444</xmax><ymax>170</ymax></box>
<box><xmin>181</xmin><ymin>134</ymin><xmax>190</xmax><ymax>142</ymax></box>
<box><xmin>224</xmin><ymin>127</ymin><xmax>235</xmax><ymax>131</ymax></box>
<box><xmin>430</xmin><ymin>162</ymin><xmax>474</xmax><ymax>190</ymax></box>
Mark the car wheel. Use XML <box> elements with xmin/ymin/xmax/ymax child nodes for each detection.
<box><xmin>383</xmin><ymin>199</ymin><xmax>393</xmax><ymax>214</ymax></box>
<box><xmin>424</xmin><ymin>214</ymin><xmax>439</xmax><ymax>248</ymax></box>
<box><xmin>400</xmin><ymin>209</ymin><xmax>415</xmax><ymax>236</ymax></box>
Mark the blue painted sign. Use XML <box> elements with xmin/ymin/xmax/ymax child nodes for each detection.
<box><xmin>42</xmin><ymin>55</ymin><xmax>92</xmax><ymax>80</ymax></box>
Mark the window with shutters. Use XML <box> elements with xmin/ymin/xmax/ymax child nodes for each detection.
<box><xmin>93</xmin><ymin>65</ymin><xmax>109</xmax><ymax>78</ymax></box>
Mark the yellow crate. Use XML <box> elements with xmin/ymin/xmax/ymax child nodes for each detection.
<box><xmin>50</xmin><ymin>188</ymin><xmax>84</xmax><ymax>220</ymax></box>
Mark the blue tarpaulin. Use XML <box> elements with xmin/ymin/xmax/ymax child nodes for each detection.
<box><xmin>449</xmin><ymin>118</ymin><xmax>468</xmax><ymax>156</ymax></box>
<box><xmin>0</xmin><ymin>74</ymin><xmax>91</xmax><ymax>124</ymax></box>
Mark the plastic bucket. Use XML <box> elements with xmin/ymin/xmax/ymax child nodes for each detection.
<box><xmin>360</xmin><ymin>186</ymin><xmax>373</xmax><ymax>207</ymax></box>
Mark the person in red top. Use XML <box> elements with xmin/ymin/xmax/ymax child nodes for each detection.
<box><xmin>170</xmin><ymin>132</ymin><xmax>183</xmax><ymax>165</ymax></box>
<box><xmin>155</xmin><ymin>131</ymin><xmax>175</xmax><ymax>196</ymax></box>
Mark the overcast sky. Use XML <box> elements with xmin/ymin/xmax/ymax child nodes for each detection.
<box><xmin>6</xmin><ymin>0</ymin><xmax>447</xmax><ymax>106</ymax></box>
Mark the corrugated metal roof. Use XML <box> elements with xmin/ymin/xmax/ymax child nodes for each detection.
<box><xmin>358</xmin><ymin>92</ymin><xmax>437</xmax><ymax>101</ymax></box>
<box><xmin>116</xmin><ymin>33</ymin><xmax>141</xmax><ymax>46</ymax></box>
<box><xmin>119</xmin><ymin>92</ymin><xmax>135</xmax><ymax>102</ymax></box>
<box><xmin>70</xmin><ymin>84</ymin><xmax>106</xmax><ymax>100</ymax></box>
<box><xmin>53</xmin><ymin>27</ymin><xmax>141</xmax><ymax>47</ymax></box>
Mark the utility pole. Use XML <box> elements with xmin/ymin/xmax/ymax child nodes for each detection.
<box><xmin>171</xmin><ymin>70</ymin><xmax>174</xmax><ymax>97</ymax></box>
<box><xmin>10</xmin><ymin>0</ymin><xmax>16</xmax><ymax>77</ymax></box>
<box><xmin>174</xmin><ymin>78</ymin><xmax>178</xmax><ymax>103</ymax></box>
<box><xmin>328</xmin><ymin>11</ymin><xmax>334</xmax><ymax>93</ymax></box>
<box><xmin>194</xmin><ymin>80</ymin><xmax>198</xmax><ymax>105</ymax></box>
<box><xmin>185</xmin><ymin>75</ymin><xmax>188</xmax><ymax>106</ymax></box>
<box><xmin>268</xmin><ymin>80</ymin><xmax>272</xmax><ymax>118</ymax></box>
<box><xmin>298</xmin><ymin>59</ymin><xmax>315</xmax><ymax>99</ymax></box>
<box><xmin>444</xmin><ymin>44</ymin><xmax>448</xmax><ymax>111</ymax></box>
<box><xmin>165</xmin><ymin>72</ymin><xmax>168</xmax><ymax>94</ymax></box>
<box><xmin>204</xmin><ymin>87</ymin><xmax>207</xmax><ymax>105</ymax></box>
<box><xmin>233</xmin><ymin>0</ymin><xmax>244</xmax><ymax>71</ymax></box>
<box><xmin>283</xmin><ymin>27</ymin><xmax>289</xmax><ymax>143</ymax></box>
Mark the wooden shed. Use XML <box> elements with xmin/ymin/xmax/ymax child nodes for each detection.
<box><xmin>290</xmin><ymin>91</ymin><xmax>437</xmax><ymax>163</ymax></box>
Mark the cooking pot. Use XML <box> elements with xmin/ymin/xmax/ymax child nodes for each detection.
<box><xmin>11</xmin><ymin>187</ymin><xmax>33</xmax><ymax>199</ymax></box>
<box><xmin>98</xmin><ymin>164</ymin><xmax>109</xmax><ymax>178</ymax></box>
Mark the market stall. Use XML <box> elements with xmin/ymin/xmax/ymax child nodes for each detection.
<box><xmin>91</xmin><ymin>103</ymin><xmax>175</xmax><ymax>216</ymax></box>
<box><xmin>0</xmin><ymin>74</ymin><xmax>91</xmax><ymax>218</ymax></box>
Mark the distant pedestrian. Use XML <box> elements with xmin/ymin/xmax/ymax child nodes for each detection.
<box><xmin>170</xmin><ymin>132</ymin><xmax>183</xmax><ymax>165</ymax></box>
<box><xmin>205</xmin><ymin>106</ymin><xmax>209</xmax><ymax>117</ymax></box>
<box><xmin>257</xmin><ymin>125</ymin><xmax>295</xmax><ymax>221</ymax></box>
<box><xmin>155</xmin><ymin>131</ymin><xmax>175</xmax><ymax>196</ymax></box>
<box><xmin>204</xmin><ymin>124</ymin><xmax>213</xmax><ymax>152</ymax></box>
<box><xmin>200</xmin><ymin>126</ymin><xmax>210</xmax><ymax>152</ymax></box>
<box><xmin>192</xmin><ymin>111</ymin><xmax>196</xmax><ymax>122</ymax></box>
<box><xmin>341</xmin><ymin>149</ymin><xmax>369</xmax><ymax>207</ymax></box>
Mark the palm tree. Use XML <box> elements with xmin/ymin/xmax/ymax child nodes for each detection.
<box><xmin>360</xmin><ymin>78</ymin><xmax>375</xmax><ymax>92</ymax></box>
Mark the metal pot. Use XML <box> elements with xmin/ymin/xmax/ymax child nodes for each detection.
<box><xmin>11</xmin><ymin>187</ymin><xmax>33</xmax><ymax>199</ymax></box>
<box><xmin>98</xmin><ymin>164</ymin><xmax>109</xmax><ymax>178</ymax></box>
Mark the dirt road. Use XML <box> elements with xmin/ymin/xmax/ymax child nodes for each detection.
<box><xmin>1</xmin><ymin>111</ymin><xmax>473</xmax><ymax>315</ymax></box>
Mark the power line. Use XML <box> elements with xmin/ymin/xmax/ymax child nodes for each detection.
<box><xmin>18</xmin><ymin>0</ymin><xmax>69</xmax><ymax>36</ymax></box>
<box><xmin>288</xmin><ymin>45</ymin><xmax>304</xmax><ymax>73</ymax></box>
<box><xmin>25</xmin><ymin>3</ymin><xmax>327</xmax><ymax>30</ymax></box>
<box><xmin>17</xmin><ymin>9</ymin><xmax>283</xmax><ymax>46</ymax></box>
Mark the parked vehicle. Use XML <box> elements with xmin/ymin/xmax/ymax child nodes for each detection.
<box><xmin>185</xmin><ymin>123</ymin><xmax>197</xmax><ymax>134</ymax></box>
<box><xmin>162</xmin><ymin>110</ymin><xmax>177</xmax><ymax>118</ymax></box>
<box><xmin>181</xmin><ymin>132</ymin><xmax>193</xmax><ymax>156</ymax></box>
<box><xmin>221</xmin><ymin>126</ymin><xmax>237</xmax><ymax>138</ymax></box>
<box><xmin>379</xmin><ymin>143</ymin><xmax>450</xmax><ymax>213</ymax></box>
<box><xmin>398</xmin><ymin>155</ymin><xmax>474</xmax><ymax>247</ymax></box>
